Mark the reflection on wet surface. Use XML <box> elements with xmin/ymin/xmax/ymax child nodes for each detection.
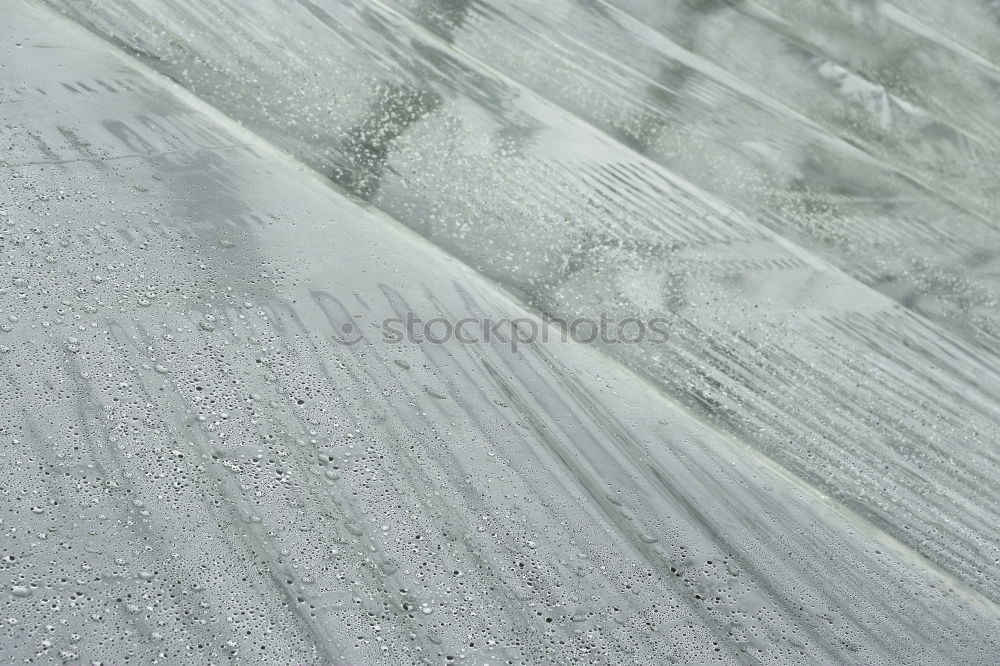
<box><xmin>4</xmin><ymin>0</ymin><xmax>1000</xmax><ymax>662</ymax></box>
<box><xmin>331</xmin><ymin>81</ymin><xmax>442</xmax><ymax>200</ymax></box>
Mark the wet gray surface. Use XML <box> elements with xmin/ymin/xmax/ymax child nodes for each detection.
<box><xmin>3</xmin><ymin>0</ymin><xmax>1000</xmax><ymax>663</ymax></box>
